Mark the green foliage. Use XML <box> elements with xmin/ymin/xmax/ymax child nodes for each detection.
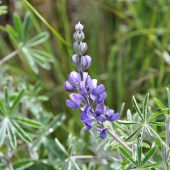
<box><xmin>0</xmin><ymin>0</ymin><xmax>170</xmax><ymax>169</ymax></box>
<box><xmin>0</xmin><ymin>88</ymin><xmax>42</xmax><ymax>149</ymax></box>
<box><xmin>6</xmin><ymin>13</ymin><xmax>53</xmax><ymax>73</ymax></box>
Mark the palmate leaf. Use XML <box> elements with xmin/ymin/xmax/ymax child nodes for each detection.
<box><xmin>6</xmin><ymin>13</ymin><xmax>52</xmax><ymax>74</ymax></box>
<box><xmin>25</xmin><ymin>32</ymin><xmax>49</xmax><ymax>48</ymax></box>
<box><xmin>22</xmin><ymin>47</ymin><xmax>39</xmax><ymax>74</ymax></box>
<box><xmin>28</xmin><ymin>49</ymin><xmax>51</xmax><ymax>70</ymax></box>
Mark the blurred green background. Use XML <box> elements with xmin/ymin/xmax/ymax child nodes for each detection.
<box><xmin>1</xmin><ymin>0</ymin><xmax>170</xmax><ymax>139</ymax></box>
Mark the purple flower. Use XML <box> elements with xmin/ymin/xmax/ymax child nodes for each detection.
<box><xmin>64</xmin><ymin>22</ymin><xmax>120</xmax><ymax>139</ymax></box>
<box><xmin>66</xmin><ymin>100</ymin><xmax>79</xmax><ymax>109</ymax></box>
<box><xmin>80</xmin><ymin>105</ymin><xmax>92</xmax><ymax>120</ymax></box>
<box><xmin>66</xmin><ymin>93</ymin><xmax>84</xmax><ymax>109</ymax></box>
<box><xmin>105</xmin><ymin>109</ymin><xmax>120</xmax><ymax>121</ymax></box>
<box><xmin>64</xmin><ymin>81</ymin><xmax>75</xmax><ymax>91</ymax></box>
<box><xmin>81</xmin><ymin>55</ymin><xmax>92</xmax><ymax>70</ymax></box>
<box><xmin>68</xmin><ymin>71</ymin><xmax>81</xmax><ymax>87</ymax></box>
<box><xmin>96</xmin><ymin>92</ymin><xmax>107</xmax><ymax>104</ymax></box>
<box><xmin>97</xmin><ymin>128</ymin><xmax>109</xmax><ymax>139</ymax></box>
<box><xmin>92</xmin><ymin>84</ymin><xmax>105</xmax><ymax>96</ymax></box>
<box><xmin>83</xmin><ymin>119</ymin><xmax>92</xmax><ymax>131</ymax></box>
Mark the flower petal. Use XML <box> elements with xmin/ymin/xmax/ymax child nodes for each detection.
<box><xmin>82</xmin><ymin>119</ymin><xmax>92</xmax><ymax>131</ymax></box>
<box><xmin>70</xmin><ymin>93</ymin><xmax>84</xmax><ymax>105</ymax></box>
<box><xmin>92</xmin><ymin>84</ymin><xmax>105</xmax><ymax>95</ymax></box>
<box><xmin>64</xmin><ymin>81</ymin><xmax>75</xmax><ymax>91</ymax></box>
<box><xmin>105</xmin><ymin>109</ymin><xmax>120</xmax><ymax>121</ymax></box>
<box><xmin>66</xmin><ymin>100</ymin><xmax>79</xmax><ymax>109</ymax></box>
<box><xmin>68</xmin><ymin>71</ymin><xmax>81</xmax><ymax>86</ymax></box>
<box><xmin>80</xmin><ymin>81</ymin><xmax>88</xmax><ymax>96</ymax></box>
<box><xmin>96</xmin><ymin>92</ymin><xmax>107</xmax><ymax>104</ymax></box>
<box><xmin>97</xmin><ymin>115</ymin><xmax>106</xmax><ymax>122</ymax></box>
<box><xmin>99</xmin><ymin>128</ymin><xmax>108</xmax><ymax>139</ymax></box>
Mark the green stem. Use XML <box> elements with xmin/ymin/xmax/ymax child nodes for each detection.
<box><xmin>0</xmin><ymin>50</ymin><xmax>18</xmax><ymax>65</ymax></box>
<box><xmin>23</xmin><ymin>0</ymin><xmax>67</xmax><ymax>46</ymax></box>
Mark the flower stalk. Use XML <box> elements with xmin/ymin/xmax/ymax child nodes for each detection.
<box><xmin>64</xmin><ymin>21</ymin><xmax>131</xmax><ymax>152</ymax></box>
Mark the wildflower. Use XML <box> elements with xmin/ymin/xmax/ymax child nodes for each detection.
<box><xmin>64</xmin><ymin>22</ymin><xmax>120</xmax><ymax>139</ymax></box>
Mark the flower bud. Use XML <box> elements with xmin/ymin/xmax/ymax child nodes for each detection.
<box><xmin>71</xmin><ymin>54</ymin><xmax>79</xmax><ymax>66</ymax></box>
<box><xmin>75</xmin><ymin>21</ymin><xmax>84</xmax><ymax>31</ymax></box>
<box><xmin>73</xmin><ymin>42</ymin><xmax>87</xmax><ymax>55</ymax></box>
<box><xmin>79</xmin><ymin>42</ymin><xmax>87</xmax><ymax>54</ymax></box>
<box><xmin>73</xmin><ymin>31</ymin><xmax>85</xmax><ymax>42</ymax></box>
<box><xmin>81</xmin><ymin>55</ymin><xmax>92</xmax><ymax>70</ymax></box>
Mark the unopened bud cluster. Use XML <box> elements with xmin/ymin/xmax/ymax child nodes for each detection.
<box><xmin>72</xmin><ymin>22</ymin><xmax>91</xmax><ymax>71</ymax></box>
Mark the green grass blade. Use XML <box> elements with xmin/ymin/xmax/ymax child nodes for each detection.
<box><xmin>23</xmin><ymin>0</ymin><xmax>67</xmax><ymax>45</ymax></box>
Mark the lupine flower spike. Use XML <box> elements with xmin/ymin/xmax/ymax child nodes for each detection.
<box><xmin>64</xmin><ymin>21</ymin><xmax>120</xmax><ymax>139</ymax></box>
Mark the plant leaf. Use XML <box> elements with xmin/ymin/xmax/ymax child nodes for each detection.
<box><xmin>149</xmin><ymin>121</ymin><xmax>165</xmax><ymax>126</ymax></box>
<box><xmin>154</xmin><ymin>97</ymin><xmax>166</xmax><ymax>110</ymax></box>
<box><xmin>0</xmin><ymin>118</ymin><xmax>9</xmax><ymax>147</ymax></box>
<box><xmin>26</xmin><ymin>32</ymin><xmax>49</xmax><ymax>47</ymax></box>
<box><xmin>22</xmin><ymin>12</ymin><xmax>31</xmax><ymax>43</ymax></box>
<box><xmin>132</xmin><ymin>96</ymin><xmax>144</xmax><ymax>120</ymax></box>
<box><xmin>143</xmin><ymin>93</ymin><xmax>149</xmax><ymax>120</ymax></box>
<box><xmin>14</xmin><ymin>117</ymin><xmax>42</xmax><ymax>127</ymax></box>
<box><xmin>13</xmin><ymin>14</ymin><xmax>23</xmax><ymax>42</ymax></box>
<box><xmin>117</xmin><ymin>120</ymin><xmax>139</xmax><ymax>124</ymax></box>
<box><xmin>7</xmin><ymin>121</ymin><xmax>17</xmax><ymax>149</ymax></box>
<box><xmin>10</xmin><ymin>89</ymin><xmax>24</xmax><ymax>114</ymax></box>
<box><xmin>141</xmin><ymin>146</ymin><xmax>157</xmax><ymax>165</ymax></box>
<box><xmin>119</xmin><ymin>146</ymin><xmax>137</xmax><ymax>166</ymax></box>
<box><xmin>126</xmin><ymin>125</ymin><xmax>142</xmax><ymax>141</ymax></box>
<box><xmin>11</xmin><ymin>121</ymin><xmax>31</xmax><ymax>143</ymax></box>
<box><xmin>55</xmin><ymin>138</ymin><xmax>68</xmax><ymax>156</ymax></box>
<box><xmin>137</xmin><ymin>138</ymin><xmax>142</xmax><ymax>166</ymax></box>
